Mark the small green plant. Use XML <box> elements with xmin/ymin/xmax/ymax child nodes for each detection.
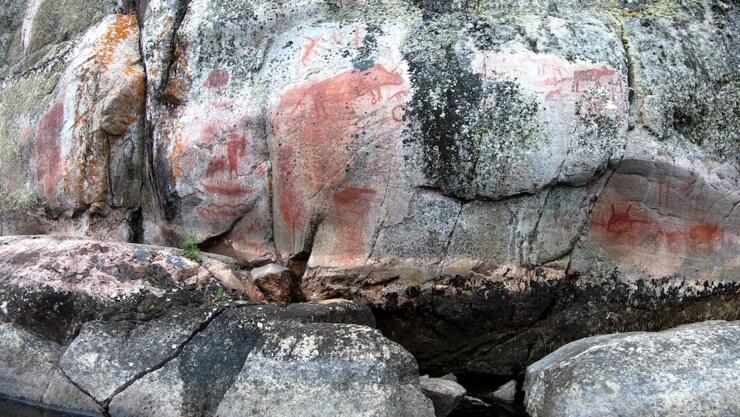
<box><xmin>214</xmin><ymin>287</ymin><xmax>226</xmax><ymax>299</ymax></box>
<box><xmin>180</xmin><ymin>232</ymin><xmax>203</xmax><ymax>264</ymax></box>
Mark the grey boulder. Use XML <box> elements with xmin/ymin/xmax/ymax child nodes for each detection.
<box><xmin>491</xmin><ymin>380</ymin><xmax>517</xmax><ymax>404</ymax></box>
<box><xmin>419</xmin><ymin>376</ymin><xmax>467</xmax><ymax>417</ymax></box>
<box><xmin>55</xmin><ymin>301</ymin><xmax>428</xmax><ymax>417</ymax></box>
<box><xmin>525</xmin><ymin>321</ymin><xmax>740</xmax><ymax>417</ymax></box>
<box><xmin>0</xmin><ymin>323</ymin><xmax>102</xmax><ymax>415</ymax></box>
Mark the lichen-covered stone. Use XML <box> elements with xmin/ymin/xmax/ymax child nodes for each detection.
<box><xmin>106</xmin><ymin>302</ymin><xmax>425</xmax><ymax>417</ymax></box>
<box><xmin>0</xmin><ymin>323</ymin><xmax>102</xmax><ymax>416</ymax></box>
<box><xmin>60</xmin><ymin>306</ymin><xmax>219</xmax><ymax>403</ymax></box>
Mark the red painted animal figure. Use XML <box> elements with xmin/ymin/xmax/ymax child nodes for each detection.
<box><xmin>280</xmin><ymin>64</ymin><xmax>404</xmax><ymax>119</ymax></box>
<box><xmin>572</xmin><ymin>66</ymin><xmax>616</xmax><ymax>93</ymax></box>
<box><xmin>605</xmin><ymin>204</ymin><xmax>652</xmax><ymax>235</ymax></box>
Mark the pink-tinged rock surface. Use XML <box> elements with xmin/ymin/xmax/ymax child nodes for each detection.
<box><xmin>153</xmin><ymin>96</ymin><xmax>274</xmax><ymax>263</ymax></box>
<box><xmin>144</xmin><ymin>1</ymin><xmax>278</xmax><ymax>264</ymax></box>
<box><xmin>0</xmin><ymin>235</ymin><xmax>265</xmax><ymax>344</ymax></box>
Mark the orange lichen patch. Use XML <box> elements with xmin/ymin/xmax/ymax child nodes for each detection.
<box><xmin>59</xmin><ymin>13</ymin><xmax>146</xmax><ymax>208</ymax></box>
<box><xmin>168</xmin><ymin>135</ymin><xmax>186</xmax><ymax>179</ymax></box>
<box><xmin>89</xmin><ymin>14</ymin><xmax>138</xmax><ymax>70</ymax></box>
<box><xmin>33</xmin><ymin>101</ymin><xmax>64</xmax><ymax>200</ymax></box>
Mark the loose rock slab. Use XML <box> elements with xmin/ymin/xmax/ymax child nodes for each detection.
<box><xmin>420</xmin><ymin>376</ymin><xmax>466</xmax><ymax>417</ymax></box>
<box><xmin>524</xmin><ymin>321</ymin><xmax>740</xmax><ymax>417</ymax></box>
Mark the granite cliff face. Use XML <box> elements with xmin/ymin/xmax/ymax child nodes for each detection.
<box><xmin>0</xmin><ymin>0</ymin><xmax>738</xmax><ymax>384</ymax></box>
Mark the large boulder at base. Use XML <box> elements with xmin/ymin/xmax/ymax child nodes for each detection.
<box><xmin>0</xmin><ymin>301</ymin><xmax>429</xmax><ymax>417</ymax></box>
<box><xmin>0</xmin><ymin>236</ymin><xmax>264</xmax><ymax>344</ymax></box>
<box><xmin>524</xmin><ymin>321</ymin><xmax>740</xmax><ymax>417</ymax></box>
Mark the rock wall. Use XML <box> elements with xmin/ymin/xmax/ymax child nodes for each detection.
<box><xmin>0</xmin><ymin>0</ymin><xmax>738</xmax><ymax>379</ymax></box>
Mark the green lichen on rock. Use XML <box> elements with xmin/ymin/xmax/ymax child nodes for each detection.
<box><xmin>0</xmin><ymin>189</ymin><xmax>44</xmax><ymax>214</ymax></box>
<box><xmin>0</xmin><ymin>69</ymin><xmax>63</xmax><ymax>196</ymax></box>
<box><xmin>402</xmin><ymin>12</ymin><xmax>548</xmax><ymax>199</ymax></box>
<box><xmin>14</xmin><ymin>0</ymin><xmax>107</xmax><ymax>64</ymax></box>
<box><xmin>574</xmin><ymin>87</ymin><xmax>622</xmax><ymax>148</ymax></box>
<box><xmin>473</xmin><ymin>79</ymin><xmax>544</xmax><ymax>192</ymax></box>
<box><xmin>623</xmin><ymin>0</ymin><xmax>739</xmax><ymax>161</ymax></box>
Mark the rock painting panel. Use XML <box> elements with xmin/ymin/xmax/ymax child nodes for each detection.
<box><xmin>33</xmin><ymin>100</ymin><xmax>65</xmax><ymax>201</ymax></box>
<box><xmin>474</xmin><ymin>50</ymin><xmax>626</xmax><ymax>108</ymax></box>
<box><xmin>164</xmin><ymin>90</ymin><xmax>275</xmax><ymax>263</ymax></box>
<box><xmin>271</xmin><ymin>63</ymin><xmax>409</xmax><ymax>264</ymax></box>
<box><xmin>588</xmin><ymin>161</ymin><xmax>739</xmax><ymax>278</ymax></box>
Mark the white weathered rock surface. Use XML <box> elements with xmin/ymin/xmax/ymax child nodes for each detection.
<box><xmin>525</xmin><ymin>321</ymin><xmax>740</xmax><ymax>417</ymax></box>
<box><xmin>492</xmin><ymin>380</ymin><xmax>517</xmax><ymax>404</ymax></box>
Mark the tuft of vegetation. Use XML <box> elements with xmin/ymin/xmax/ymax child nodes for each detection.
<box><xmin>180</xmin><ymin>232</ymin><xmax>203</xmax><ymax>264</ymax></box>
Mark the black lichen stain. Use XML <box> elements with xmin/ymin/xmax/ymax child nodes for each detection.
<box><xmin>402</xmin><ymin>19</ymin><xmax>485</xmax><ymax>198</ymax></box>
<box><xmin>352</xmin><ymin>23</ymin><xmax>380</xmax><ymax>71</ymax></box>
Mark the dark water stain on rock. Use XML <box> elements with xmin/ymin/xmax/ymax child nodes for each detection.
<box><xmin>178</xmin><ymin>309</ymin><xmax>262</xmax><ymax>417</ymax></box>
<box><xmin>0</xmin><ymin>396</ymin><xmax>94</xmax><ymax>417</ymax></box>
<box><xmin>374</xmin><ymin>273</ymin><xmax>740</xmax><ymax>380</ymax></box>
